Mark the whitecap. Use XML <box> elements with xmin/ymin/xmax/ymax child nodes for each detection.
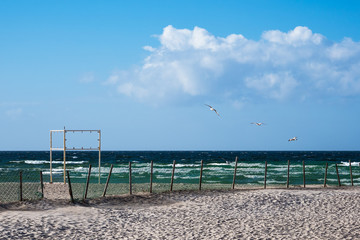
<box><xmin>25</xmin><ymin>160</ymin><xmax>49</xmax><ymax>164</ymax></box>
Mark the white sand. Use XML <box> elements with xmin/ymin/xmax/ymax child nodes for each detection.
<box><xmin>1</xmin><ymin>187</ymin><xmax>360</xmax><ymax>239</ymax></box>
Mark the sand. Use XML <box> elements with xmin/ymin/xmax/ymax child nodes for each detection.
<box><xmin>1</xmin><ymin>187</ymin><xmax>360</xmax><ymax>239</ymax></box>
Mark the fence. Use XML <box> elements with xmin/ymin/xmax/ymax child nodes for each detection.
<box><xmin>0</xmin><ymin>171</ymin><xmax>43</xmax><ymax>203</ymax></box>
<box><xmin>0</xmin><ymin>159</ymin><xmax>359</xmax><ymax>203</ymax></box>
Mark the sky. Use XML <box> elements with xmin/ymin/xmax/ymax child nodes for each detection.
<box><xmin>1</xmin><ymin>0</ymin><xmax>360</xmax><ymax>151</ymax></box>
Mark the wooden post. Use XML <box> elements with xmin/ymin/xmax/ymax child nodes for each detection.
<box><xmin>232</xmin><ymin>157</ymin><xmax>238</xmax><ymax>190</ymax></box>
<box><xmin>303</xmin><ymin>161</ymin><xmax>306</xmax><ymax>188</ymax></box>
<box><xmin>50</xmin><ymin>131</ymin><xmax>53</xmax><ymax>183</ymax></box>
<box><xmin>40</xmin><ymin>171</ymin><xmax>44</xmax><ymax>199</ymax></box>
<box><xmin>287</xmin><ymin>160</ymin><xmax>290</xmax><ymax>189</ymax></box>
<box><xmin>264</xmin><ymin>161</ymin><xmax>267</xmax><ymax>189</ymax></box>
<box><xmin>324</xmin><ymin>163</ymin><xmax>328</xmax><ymax>188</ymax></box>
<box><xmin>84</xmin><ymin>164</ymin><xmax>92</xmax><ymax>201</ymax></box>
<box><xmin>67</xmin><ymin>171</ymin><xmax>74</xmax><ymax>203</ymax></box>
<box><xmin>102</xmin><ymin>164</ymin><xmax>113</xmax><ymax>197</ymax></box>
<box><xmin>129</xmin><ymin>162</ymin><xmax>132</xmax><ymax>195</ymax></box>
<box><xmin>63</xmin><ymin>129</ymin><xmax>66</xmax><ymax>184</ymax></box>
<box><xmin>19</xmin><ymin>171</ymin><xmax>23</xmax><ymax>201</ymax></box>
<box><xmin>98</xmin><ymin>130</ymin><xmax>101</xmax><ymax>184</ymax></box>
<box><xmin>199</xmin><ymin>160</ymin><xmax>204</xmax><ymax>191</ymax></box>
<box><xmin>349</xmin><ymin>160</ymin><xmax>353</xmax><ymax>186</ymax></box>
<box><xmin>170</xmin><ymin>160</ymin><xmax>176</xmax><ymax>191</ymax></box>
<box><xmin>150</xmin><ymin>161</ymin><xmax>153</xmax><ymax>193</ymax></box>
<box><xmin>336</xmin><ymin>163</ymin><xmax>341</xmax><ymax>187</ymax></box>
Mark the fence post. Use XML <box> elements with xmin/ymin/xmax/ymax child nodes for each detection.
<box><xmin>103</xmin><ymin>164</ymin><xmax>113</xmax><ymax>197</ymax></box>
<box><xmin>287</xmin><ymin>160</ymin><xmax>290</xmax><ymax>188</ymax></box>
<box><xmin>40</xmin><ymin>171</ymin><xmax>44</xmax><ymax>199</ymax></box>
<box><xmin>199</xmin><ymin>160</ymin><xmax>203</xmax><ymax>191</ymax></box>
<box><xmin>336</xmin><ymin>164</ymin><xmax>341</xmax><ymax>187</ymax></box>
<box><xmin>150</xmin><ymin>161</ymin><xmax>153</xmax><ymax>193</ymax></box>
<box><xmin>19</xmin><ymin>171</ymin><xmax>23</xmax><ymax>201</ymax></box>
<box><xmin>84</xmin><ymin>164</ymin><xmax>92</xmax><ymax>201</ymax></box>
<box><xmin>264</xmin><ymin>161</ymin><xmax>267</xmax><ymax>189</ymax></box>
<box><xmin>324</xmin><ymin>163</ymin><xmax>328</xmax><ymax>188</ymax></box>
<box><xmin>170</xmin><ymin>160</ymin><xmax>176</xmax><ymax>191</ymax></box>
<box><xmin>349</xmin><ymin>160</ymin><xmax>353</xmax><ymax>186</ymax></box>
<box><xmin>232</xmin><ymin>157</ymin><xmax>238</xmax><ymax>190</ymax></box>
<box><xmin>67</xmin><ymin>171</ymin><xmax>74</xmax><ymax>203</ymax></box>
<box><xmin>129</xmin><ymin>162</ymin><xmax>132</xmax><ymax>195</ymax></box>
<box><xmin>303</xmin><ymin>161</ymin><xmax>306</xmax><ymax>188</ymax></box>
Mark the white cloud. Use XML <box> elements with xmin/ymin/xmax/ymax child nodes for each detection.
<box><xmin>107</xmin><ymin>25</ymin><xmax>360</xmax><ymax>104</ymax></box>
<box><xmin>143</xmin><ymin>46</ymin><xmax>156</xmax><ymax>52</ymax></box>
<box><xmin>262</xmin><ymin>26</ymin><xmax>324</xmax><ymax>46</ymax></box>
<box><xmin>5</xmin><ymin>108</ymin><xmax>23</xmax><ymax>118</ymax></box>
<box><xmin>245</xmin><ymin>72</ymin><xmax>298</xmax><ymax>100</ymax></box>
<box><xmin>79</xmin><ymin>72</ymin><xmax>95</xmax><ymax>83</ymax></box>
<box><xmin>327</xmin><ymin>38</ymin><xmax>360</xmax><ymax>60</ymax></box>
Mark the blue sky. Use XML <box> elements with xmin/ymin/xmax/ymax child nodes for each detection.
<box><xmin>1</xmin><ymin>0</ymin><xmax>360</xmax><ymax>151</ymax></box>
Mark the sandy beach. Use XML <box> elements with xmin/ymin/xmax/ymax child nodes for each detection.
<box><xmin>1</xmin><ymin>187</ymin><xmax>360</xmax><ymax>239</ymax></box>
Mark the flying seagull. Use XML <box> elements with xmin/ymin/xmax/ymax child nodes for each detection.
<box><xmin>288</xmin><ymin>137</ymin><xmax>298</xmax><ymax>142</ymax></box>
<box><xmin>205</xmin><ymin>104</ymin><xmax>220</xmax><ymax>117</ymax></box>
<box><xmin>251</xmin><ymin>122</ymin><xmax>265</xmax><ymax>126</ymax></box>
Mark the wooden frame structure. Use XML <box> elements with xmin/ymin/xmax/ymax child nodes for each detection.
<box><xmin>50</xmin><ymin>128</ymin><xmax>101</xmax><ymax>183</ymax></box>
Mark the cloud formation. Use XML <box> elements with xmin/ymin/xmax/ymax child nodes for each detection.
<box><xmin>106</xmin><ymin>25</ymin><xmax>360</xmax><ymax>104</ymax></box>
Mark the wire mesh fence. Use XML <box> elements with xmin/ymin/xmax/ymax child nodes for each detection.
<box><xmin>0</xmin><ymin>160</ymin><xmax>359</xmax><ymax>203</ymax></box>
<box><xmin>0</xmin><ymin>170</ymin><xmax>43</xmax><ymax>203</ymax></box>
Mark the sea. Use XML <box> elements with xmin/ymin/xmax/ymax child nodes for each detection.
<box><xmin>0</xmin><ymin>151</ymin><xmax>359</xmax><ymax>186</ymax></box>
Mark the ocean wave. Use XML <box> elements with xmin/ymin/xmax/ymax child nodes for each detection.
<box><xmin>153</xmin><ymin>168</ymin><xmax>172</xmax><ymax>174</ymax></box>
<box><xmin>25</xmin><ymin>160</ymin><xmax>49</xmax><ymax>164</ymax></box>
<box><xmin>23</xmin><ymin>160</ymin><xmax>88</xmax><ymax>165</ymax></box>
<box><xmin>73</xmin><ymin>167</ymin><xmax>87</xmax><ymax>172</ymax></box>
<box><xmin>174</xmin><ymin>163</ymin><xmax>198</xmax><ymax>168</ymax></box>
<box><xmin>100</xmin><ymin>167</ymin><xmax>128</xmax><ymax>174</ymax></box>
<box><xmin>42</xmin><ymin>169</ymin><xmax>63</xmax><ymax>175</ymax></box>
<box><xmin>154</xmin><ymin>176</ymin><xmax>171</xmax><ymax>179</ymax></box>
<box><xmin>340</xmin><ymin>161</ymin><xmax>360</xmax><ymax>167</ymax></box>
<box><xmin>238</xmin><ymin>163</ymin><xmax>264</xmax><ymax>167</ymax></box>
<box><xmin>265</xmin><ymin>180</ymin><xmax>283</xmax><ymax>184</ymax></box>
<box><xmin>271</xmin><ymin>167</ymin><xmax>289</xmax><ymax>172</ymax></box>
<box><xmin>178</xmin><ymin>176</ymin><xmax>199</xmax><ymax>180</ymax></box>
<box><xmin>203</xmin><ymin>167</ymin><xmax>232</xmax><ymax>171</ymax></box>
<box><xmin>207</xmin><ymin>163</ymin><xmax>230</xmax><ymax>166</ymax></box>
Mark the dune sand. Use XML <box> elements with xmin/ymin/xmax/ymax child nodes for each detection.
<box><xmin>1</xmin><ymin>187</ymin><xmax>360</xmax><ymax>239</ymax></box>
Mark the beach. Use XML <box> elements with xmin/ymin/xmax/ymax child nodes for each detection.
<box><xmin>1</xmin><ymin>187</ymin><xmax>360</xmax><ymax>239</ymax></box>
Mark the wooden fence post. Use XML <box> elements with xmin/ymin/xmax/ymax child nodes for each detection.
<box><xmin>232</xmin><ymin>157</ymin><xmax>238</xmax><ymax>190</ymax></box>
<box><xmin>150</xmin><ymin>161</ymin><xmax>153</xmax><ymax>193</ymax></box>
<box><xmin>40</xmin><ymin>171</ymin><xmax>44</xmax><ymax>199</ymax></box>
<box><xmin>264</xmin><ymin>161</ymin><xmax>267</xmax><ymax>189</ymax></box>
<box><xmin>84</xmin><ymin>164</ymin><xmax>92</xmax><ymax>201</ymax></box>
<box><xmin>170</xmin><ymin>160</ymin><xmax>176</xmax><ymax>191</ymax></box>
<box><xmin>324</xmin><ymin>163</ymin><xmax>328</xmax><ymax>188</ymax></box>
<box><xmin>199</xmin><ymin>160</ymin><xmax>203</xmax><ymax>191</ymax></box>
<box><xmin>19</xmin><ymin>171</ymin><xmax>23</xmax><ymax>201</ymax></box>
<box><xmin>349</xmin><ymin>160</ymin><xmax>353</xmax><ymax>186</ymax></box>
<box><xmin>102</xmin><ymin>164</ymin><xmax>113</xmax><ymax>197</ymax></box>
<box><xmin>287</xmin><ymin>160</ymin><xmax>290</xmax><ymax>189</ymax></box>
<box><xmin>129</xmin><ymin>162</ymin><xmax>132</xmax><ymax>195</ymax></box>
<box><xmin>303</xmin><ymin>161</ymin><xmax>306</xmax><ymax>188</ymax></box>
<box><xmin>67</xmin><ymin>171</ymin><xmax>74</xmax><ymax>203</ymax></box>
<box><xmin>336</xmin><ymin>163</ymin><xmax>341</xmax><ymax>187</ymax></box>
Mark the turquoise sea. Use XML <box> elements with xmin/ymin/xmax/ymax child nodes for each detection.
<box><xmin>0</xmin><ymin>151</ymin><xmax>359</xmax><ymax>186</ymax></box>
